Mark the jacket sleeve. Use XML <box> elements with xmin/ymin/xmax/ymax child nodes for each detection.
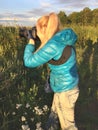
<box><xmin>23</xmin><ymin>42</ymin><xmax>57</xmax><ymax>68</ymax></box>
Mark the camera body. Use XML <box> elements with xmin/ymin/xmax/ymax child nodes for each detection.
<box><xmin>19</xmin><ymin>26</ymin><xmax>38</xmax><ymax>41</ymax></box>
<box><xmin>19</xmin><ymin>26</ymin><xmax>41</xmax><ymax>49</ymax></box>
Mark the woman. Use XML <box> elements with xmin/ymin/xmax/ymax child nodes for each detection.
<box><xmin>24</xmin><ymin>12</ymin><xmax>79</xmax><ymax>130</ymax></box>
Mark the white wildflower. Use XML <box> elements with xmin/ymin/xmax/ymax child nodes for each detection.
<box><xmin>36</xmin><ymin>122</ymin><xmax>43</xmax><ymax>130</ymax></box>
<box><xmin>43</xmin><ymin>105</ymin><xmax>49</xmax><ymax>112</ymax></box>
<box><xmin>24</xmin><ymin>112</ymin><xmax>27</xmax><ymax>115</ymax></box>
<box><xmin>34</xmin><ymin>106</ymin><xmax>43</xmax><ymax>115</ymax></box>
<box><xmin>16</xmin><ymin>104</ymin><xmax>22</xmax><ymax>109</ymax></box>
<box><xmin>21</xmin><ymin>124</ymin><xmax>30</xmax><ymax>130</ymax></box>
<box><xmin>26</xmin><ymin>103</ymin><xmax>30</xmax><ymax>108</ymax></box>
<box><xmin>30</xmin><ymin>118</ymin><xmax>34</xmax><ymax>122</ymax></box>
<box><xmin>12</xmin><ymin>112</ymin><xmax>16</xmax><ymax>115</ymax></box>
<box><xmin>21</xmin><ymin>116</ymin><xmax>26</xmax><ymax>121</ymax></box>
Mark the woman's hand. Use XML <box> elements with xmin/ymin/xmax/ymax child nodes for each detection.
<box><xmin>28</xmin><ymin>39</ymin><xmax>35</xmax><ymax>45</ymax></box>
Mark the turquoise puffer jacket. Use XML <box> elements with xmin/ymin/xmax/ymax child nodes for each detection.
<box><xmin>24</xmin><ymin>28</ymin><xmax>79</xmax><ymax>92</ymax></box>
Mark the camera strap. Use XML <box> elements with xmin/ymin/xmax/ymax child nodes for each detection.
<box><xmin>48</xmin><ymin>45</ymin><xmax>75</xmax><ymax>65</ymax></box>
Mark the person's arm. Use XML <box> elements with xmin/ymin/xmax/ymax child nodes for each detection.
<box><xmin>23</xmin><ymin>40</ymin><xmax>57</xmax><ymax>68</ymax></box>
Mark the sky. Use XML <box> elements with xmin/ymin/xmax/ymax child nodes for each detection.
<box><xmin>0</xmin><ymin>0</ymin><xmax>98</xmax><ymax>26</ymax></box>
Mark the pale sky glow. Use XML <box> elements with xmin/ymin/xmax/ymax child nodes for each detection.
<box><xmin>0</xmin><ymin>0</ymin><xmax>98</xmax><ymax>26</ymax></box>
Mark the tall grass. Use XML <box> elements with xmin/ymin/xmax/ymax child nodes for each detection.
<box><xmin>0</xmin><ymin>25</ymin><xmax>98</xmax><ymax>130</ymax></box>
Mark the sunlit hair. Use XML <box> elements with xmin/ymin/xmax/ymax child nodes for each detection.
<box><xmin>36</xmin><ymin>12</ymin><xmax>60</xmax><ymax>46</ymax></box>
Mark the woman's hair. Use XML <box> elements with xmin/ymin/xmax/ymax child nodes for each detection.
<box><xmin>36</xmin><ymin>12</ymin><xmax>60</xmax><ymax>44</ymax></box>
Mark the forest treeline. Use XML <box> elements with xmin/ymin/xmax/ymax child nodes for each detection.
<box><xmin>58</xmin><ymin>7</ymin><xmax>98</xmax><ymax>26</ymax></box>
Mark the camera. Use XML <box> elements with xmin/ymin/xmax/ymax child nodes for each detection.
<box><xmin>19</xmin><ymin>26</ymin><xmax>39</xmax><ymax>41</ymax></box>
<box><xmin>19</xmin><ymin>26</ymin><xmax>41</xmax><ymax>49</ymax></box>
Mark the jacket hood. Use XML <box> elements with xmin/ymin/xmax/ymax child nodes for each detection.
<box><xmin>51</xmin><ymin>28</ymin><xmax>77</xmax><ymax>46</ymax></box>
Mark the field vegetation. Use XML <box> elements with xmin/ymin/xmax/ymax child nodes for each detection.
<box><xmin>0</xmin><ymin>7</ymin><xmax>98</xmax><ymax>130</ymax></box>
